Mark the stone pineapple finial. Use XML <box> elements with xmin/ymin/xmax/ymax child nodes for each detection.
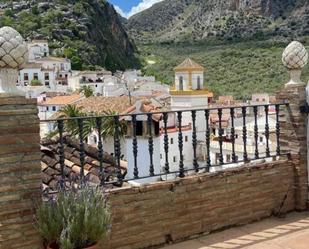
<box><xmin>0</xmin><ymin>26</ymin><xmax>28</xmax><ymax>96</ymax></box>
<box><xmin>282</xmin><ymin>41</ymin><xmax>308</xmax><ymax>86</ymax></box>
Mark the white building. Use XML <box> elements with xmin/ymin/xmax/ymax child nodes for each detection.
<box><xmin>171</xmin><ymin>58</ymin><xmax>213</xmax><ymax>141</ymax></box>
<box><xmin>19</xmin><ymin>63</ymin><xmax>56</xmax><ymax>89</ymax></box>
<box><xmin>19</xmin><ymin>57</ymin><xmax>72</xmax><ymax>92</ymax></box>
<box><xmin>159</xmin><ymin>58</ymin><xmax>214</xmax><ymax>177</ymax></box>
<box><xmin>38</xmin><ymin>94</ymin><xmax>83</xmax><ymax>120</ymax></box>
<box><xmin>208</xmin><ymin>114</ymin><xmax>277</xmax><ymax>168</ymax></box>
<box><xmin>35</xmin><ymin>57</ymin><xmax>71</xmax><ymax>85</ymax></box>
<box><xmin>27</xmin><ymin>39</ymin><xmax>49</xmax><ymax>62</ymax></box>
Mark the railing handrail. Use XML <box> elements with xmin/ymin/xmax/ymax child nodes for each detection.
<box><xmin>39</xmin><ymin>102</ymin><xmax>289</xmax><ymax>123</ymax></box>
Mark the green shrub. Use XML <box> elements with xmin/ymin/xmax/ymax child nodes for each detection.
<box><xmin>36</xmin><ymin>187</ymin><xmax>110</xmax><ymax>249</ymax></box>
<box><xmin>30</xmin><ymin>79</ymin><xmax>42</xmax><ymax>86</ymax></box>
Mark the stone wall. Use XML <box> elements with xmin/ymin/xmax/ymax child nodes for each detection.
<box><xmin>0</xmin><ymin>96</ymin><xmax>42</xmax><ymax>249</ymax></box>
<box><xmin>104</xmin><ymin>160</ymin><xmax>295</xmax><ymax>249</ymax></box>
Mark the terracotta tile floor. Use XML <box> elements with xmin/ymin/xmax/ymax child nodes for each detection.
<box><xmin>162</xmin><ymin>212</ymin><xmax>309</xmax><ymax>249</ymax></box>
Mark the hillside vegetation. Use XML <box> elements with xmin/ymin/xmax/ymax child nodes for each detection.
<box><xmin>140</xmin><ymin>38</ymin><xmax>309</xmax><ymax>99</ymax></box>
<box><xmin>0</xmin><ymin>0</ymin><xmax>139</xmax><ymax>71</ymax></box>
<box><xmin>127</xmin><ymin>0</ymin><xmax>309</xmax><ymax>43</ymax></box>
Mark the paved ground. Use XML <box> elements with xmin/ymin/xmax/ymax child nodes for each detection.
<box><xmin>162</xmin><ymin>212</ymin><xmax>309</xmax><ymax>249</ymax></box>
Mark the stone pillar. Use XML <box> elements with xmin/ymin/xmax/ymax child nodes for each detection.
<box><xmin>277</xmin><ymin>41</ymin><xmax>308</xmax><ymax>210</ymax></box>
<box><xmin>0</xmin><ymin>96</ymin><xmax>42</xmax><ymax>249</ymax></box>
<box><xmin>0</xmin><ymin>27</ymin><xmax>42</xmax><ymax>248</ymax></box>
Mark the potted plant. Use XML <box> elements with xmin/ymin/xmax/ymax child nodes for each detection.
<box><xmin>36</xmin><ymin>187</ymin><xmax>110</xmax><ymax>249</ymax></box>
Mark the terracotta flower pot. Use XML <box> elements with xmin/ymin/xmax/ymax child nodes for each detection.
<box><xmin>47</xmin><ymin>242</ymin><xmax>100</xmax><ymax>249</ymax></box>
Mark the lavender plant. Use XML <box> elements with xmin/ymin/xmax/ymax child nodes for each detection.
<box><xmin>36</xmin><ymin>186</ymin><xmax>110</xmax><ymax>249</ymax></box>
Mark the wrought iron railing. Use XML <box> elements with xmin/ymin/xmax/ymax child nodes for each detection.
<box><xmin>40</xmin><ymin>102</ymin><xmax>288</xmax><ymax>188</ymax></box>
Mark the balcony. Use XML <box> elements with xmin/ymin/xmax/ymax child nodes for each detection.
<box><xmin>163</xmin><ymin>212</ymin><xmax>309</xmax><ymax>249</ymax></box>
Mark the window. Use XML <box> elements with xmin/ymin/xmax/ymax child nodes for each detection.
<box><xmin>185</xmin><ymin>136</ymin><xmax>188</xmax><ymax>142</ymax></box>
<box><xmin>256</xmin><ymin>98</ymin><xmax>259</xmax><ymax>102</ymax></box>
<box><xmin>45</xmin><ymin>81</ymin><xmax>50</xmax><ymax>86</ymax></box>
<box><xmin>171</xmin><ymin>138</ymin><xmax>174</xmax><ymax>144</ymax></box>
<box><xmin>173</xmin><ymin>156</ymin><xmax>177</xmax><ymax>163</ymax></box>
<box><xmin>197</xmin><ymin>76</ymin><xmax>201</xmax><ymax>90</ymax></box>
<box><xmin>43</xmin><ymin>97</ymin><xmax>46</xmax><ymax>101</ymax></box>
<box><xmin>46</xmin><ymin>106</ymin><xmax>49</xmax><ymax>111</ymax></box>
<box><xmin>34</xmin><ymin>73</ymin><xmax>38</xmax><ymax>80</ymax></box>
<box><xmin>44</xmin><ymin>73</ymin><xmax>49</xmax><ymax>80</ymax></box>
<box><xmin>260</xmin><ymin>137</ymin><xmax>263</xmax><ymax>142</ymax></box>
<box><xmin>179</xmin><ymin>76</ymin><xmax>184</xmax><ymax>91</ymax></box>
<box><xmin>212</xmin><ymin>128</ymin><xmax>216</xmax><ymax>135</ymax></box>
<box><xmin>93</xmin><ymin>135</ymin><xmax>97</xmax><ymax>144</ymax></box>
<box><xmin>61</xmin><ymin>63</ymin><xmax>65</xmax><ymax>71</ymax></box>
<box><xmin>24</xmin><ymin>73</ymin><xmax>29</xmax><ymax>81</ymax></box>
<box><xmin>52</xmin><ymin>106</ymin><xmax>56</xmax><ymax>111</ymax></box>
<box><xmin>226</xmin><ymin>154</ymin><xmax>231</xmax><ymax>162</ymax></box>
<box><xmin>160</xmin><ymin>154</ymin><xmax>162</xmax><ymax>159</ymax></box>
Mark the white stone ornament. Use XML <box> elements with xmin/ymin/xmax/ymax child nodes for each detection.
<box><xmin>0</xmin><ymin>26</ymin><xmax>28</xmax><ymax>96</ymax></box>
<box><xmin>282</xmin><ymin>41</ymin><xmax>308</xmax><ymax>86</ymax></box>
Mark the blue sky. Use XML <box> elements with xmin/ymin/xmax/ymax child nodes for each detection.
<box><xmin>108</xmin><ymin>0</ymin><xmax>164</xmax><ymax>18</ymax></box>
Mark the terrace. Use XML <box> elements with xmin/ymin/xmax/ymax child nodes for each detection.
<box><xmin>0</xmin><ymin>27</ymin><xmax>309</xmax><ymax>249</ymax></box>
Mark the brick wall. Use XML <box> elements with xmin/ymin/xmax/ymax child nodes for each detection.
<box><xmin>0</xmin><ymin>96</ymin><xmax>42</xmax><ymax>249</ymax></box>
<box><xmin>104</xmin><ymin>160</ymin><xmax>295</xmax><ymax>249</ymax></box>
<box><xmin>276</xmin><ymin>84</ymin><xmax>308</xmax><ymax>210</ymax></box>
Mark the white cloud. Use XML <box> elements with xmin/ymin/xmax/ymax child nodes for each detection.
<box><xmin>114</xmin><ymin>5</ymin><xmax>127</xmax><ymax>18</ymax></box>
<box><xmin>114</xmin><ymin>0</ymin><xmax>164</xmax><ymax>19</ymax></box>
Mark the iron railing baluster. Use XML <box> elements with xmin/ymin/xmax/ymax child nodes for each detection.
<box><xmin>205</xmin><ymin>110</ymin><xmax>211</xmax><ymax>171</ymax></box>
<box><xmin>191</xmin><ymin>110</ymin><xmax>199</xmax><ymax>172</ymax></box>
<box><xmin>147</xmin><ymin>113</ymin><xmax>155</xmax><ymax>176</ymax></box>
<box><xmin>275</xmin><ymin>104</ymin><xmax>280</xmax><ymax>156</ymax></box>
<box><xmin>96</xmin><ymin>117</ymin><xmax>104</xmax><ymax>185</ymax></box>
<box><xmin>253</xmin><ymin>106</ymin><xmax>259</xmax><ymax>159</ymax></box>
<box><xmin>177</xmin><ymin>111</ymin><xmax>185</xmax><ymax>177</ymax></box>
<box><xmin>242</xmin><ymin>107</ymin><xmax>248</xmax><ymax>162</ymax></box>
<box><xmin>218</xmin><ymin>108</ymin><xmax>224</xmax><ymax>165</ymax></box>
<box><xmin>132</xmin><ymin>115</ymin><xmax>138</xmax><ymax>179</ymax></box>
<box><xmin>77</xmin><ymin>119</ymin><xmax>85</xmax><ymax>184</ymax></box>
<box><xmin>230</xmin><ymin>108</ymin><xmax>237</xmax><ymax>163</ymax></box>
<box><xmin>163</xmin><ymin>113</ymin><xmax>170</xmax><ymax>174</ymax></box>
<box><xmin>265</xmin><ymin>105</ymin><xmax>270</xmax><ymax>157</ymax></box>
<box><xmin>114</xmin><ymin>116</ymin><xmax>122</xmax><ymax>184</ymax></box>
<box><xmin>57</xmin><ymin>120</ymin><xmax>65</xmax><ymax>188</ymax></box>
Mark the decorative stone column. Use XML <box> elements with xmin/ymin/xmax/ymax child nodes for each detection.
<box><xmin>277</xmin><ymin>41</ymin><xmax>308</xmax><ymax>211</ymax></box>
<box><xmin>0</xmin><ymin>27</ymin><xmax>42</xmax><ymax>249</ymax></box>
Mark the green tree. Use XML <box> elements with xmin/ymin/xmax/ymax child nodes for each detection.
<box><xmin>59</xmin><ymin>104</ymin><xmax>85</xmax><ymax>136</ymax></box>
<box><xmin>79</xmin><ymin>85</ymin><xmax>94</xmax><ymax>98</ymax></box>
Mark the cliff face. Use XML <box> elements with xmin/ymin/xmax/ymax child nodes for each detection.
<box><xmin>126</xmin><ymin>0</ymin><xmax>308</xmax><ymax>43</ymax></box>
<box><xmin>0</xmin><ymin>0</ymin><xmax>139</xmax><ymax>71</ymax></box>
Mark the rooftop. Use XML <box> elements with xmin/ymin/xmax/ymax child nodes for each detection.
<box><xmin>36</xmin><ymin>56</ymin><xmax>70</xmax><ymax>63</ymax></box>
<box><xmin>174</xmin><ymin>58</ymin><xmax>204</xmax><ymax>71</ymax></box>
<box><xmin>40</xmin><ymin>94</ymin><xmax>82</xmax><ymax>106</ymax></box>
<box><xmin>76</xmin><ymin>96</ymin><xmax>138</xmax><ymax>114</ymax></box>
<box><xmin>41</xmin><ymin>137</ymin><xmax>127</xmax><ymax>192</ymax></box>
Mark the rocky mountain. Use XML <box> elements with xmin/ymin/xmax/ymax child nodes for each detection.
<box><xmin>126</xmin><ymin>0</ymin><xmax>309</xmax><ymax>43</ymax></box>
<box><xmin>0</xmin><ymin>0</ymin><xmax>139</xmax><ymax>71</ymax></box>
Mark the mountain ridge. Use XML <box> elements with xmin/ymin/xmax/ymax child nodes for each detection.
<box><xmin>126</xmin><ymin>0</ymin><xmax>309</xmax><ymax>43</ymax></box>
<box><xmin>0</xmin><ymin>0</ymin><xmax>139</xmax><ymax>71</ymax></box>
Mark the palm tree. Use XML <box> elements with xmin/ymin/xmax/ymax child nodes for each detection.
<box><xmin>79</xmin><ymin>85</ymin><xmax>94</xmax><ymax>98</ymax></box>
<box><xmin>100</xmin><ymin>110</ymin><xmax>127</xmax><ymax>139</ymax></box>
<box><xmin>59</xmin><ymin>104</ymin><xmax>85</xmax><ymax>136</ymax></box>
